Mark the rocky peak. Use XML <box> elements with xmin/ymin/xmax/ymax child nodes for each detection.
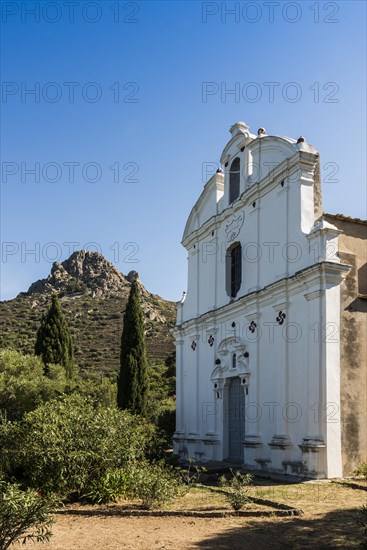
<box><xmin>25</xmin><ymin>250</ymin><xmax>129</xmax><ymax>297</ymax></box>
<box><xmin>61</xmin><ymin>250</ymin><xmax>128</xmax><ymax>292</ymax></box>
<box><xmin>22</xmin><ymin>250</ymin><xmax>169</xmax><ymax>324</ymax></box>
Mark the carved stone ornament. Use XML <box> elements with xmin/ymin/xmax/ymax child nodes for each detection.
<box><xmin>276</xmin><ymin>311</ymin><xmax>286</xmax><ymax>325</ymax></box>
<box><xmin>225</xmin><ymin>212</ymin><xmax>244</xmax><ymax>242</ymax></box>
<box><xmin>249</xmin><ymin>321</ymin><xmax>257</xmax><ymax>333</ymax></box>
<box><xmin>211</xmin><ymin>336</ymin><xmax>249</xmax><ymax>381</ymax></box>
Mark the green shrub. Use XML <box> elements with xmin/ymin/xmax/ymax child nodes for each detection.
<box><xmin>75</xmin><ymin>377</ymin><xmax>117</xmax><ymax>409</ymax></box>
<box><xmin>354</xmin><ymin>462</ymin><xmax>367</xmax><ymax>480</ymax></box>
<box><xmin>0</xmin><ymin>418</ymin><xmax>21</xmax><ymax>479</ymax></box>
<box><xmin>0</xmin><ymin>349</ymin><xmax>119</xmax><ymax>419</ymax></box>
<box><xmin>157</xmin><ymin>403</ymin><xmax>176</xmax><ymax>442</ymax></box>
<box><xmin>0</xmin><ymin>349</ymin><xmax>68</xmax><ymax>421</ymax></box>
<box><xmin>0</xmin><ymin>481</ymin><xmax>56</xmax><ymax>549</ymax></box>
<box><xmin>126</xmin><ymin>460</ymin><xmax>180</xmax><ymax>509</ymax></box>
<box><xmin>175</xmin><ymin>458</ymin><xmax>206</xmax><ymax>489</ymax></box>
<box><xmin>1</xmin><ymin>395</ymin><xmax>160</xmax><ymax>501</ymax></box>
<box><xmin>81</xmin><ymin>469</ymin><xmax>128</xmax><ymax>504</ymax></box>
<box><xmin>219</xmin><ymin>470</ymin><xmax>253</xmax><ymax>510</ymax></box>
<box><xmin>145</xmin><ymin>360</ymin><xmax>176</xmax><ymax>443</ymax></box>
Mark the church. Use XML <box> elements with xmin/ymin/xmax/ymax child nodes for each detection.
<box><xmin>172</xmin><ymin>121</ymin><xmax>366</xmax><ymax>479</ymax></box>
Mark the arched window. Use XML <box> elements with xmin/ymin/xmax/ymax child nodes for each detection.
<box><xmin>229</xmin><ymin>157</ymin><xmax>240</xmax><ymax>203</ymax></box>
<box><xmin>226</xmin><ymin>242</ymin><xmax>242</xmax><ymax>298</ymax></box>
<box><xmin>232</xmin><ymin>354</ymin><xmax>237</xmax><ymax>369</ymax></box>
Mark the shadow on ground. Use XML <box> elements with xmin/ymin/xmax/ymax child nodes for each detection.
<box><xmin>193</xmin><ymin>507</ymin><xmax>363</xmax><ymax>550</ymax></box>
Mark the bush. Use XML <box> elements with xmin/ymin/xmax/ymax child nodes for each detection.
<box><xmin>145</xmin><ymin>360</ymin><xmax>176</xmax><ymax>443</ymax></box>
<box><xmin>157</xmin><ymin>402</ymin><xmax>176</xmax><ymax>442</ymax></box>
<box><xmin>354</xmin><ymin>462</ymin><xmax>367</xmax><ymax>480</ymax></box>
<box><xmin>0</xmin><ymin>349</ymin><xmax>68</xmax><ymax>421</ymax></box>
<box><xmin>126</xmin><ymin>460</ymin><xmax>180</xmax><ymax>509</ymax></box>
<box><xmin>1</xmin><ymin>395</ymin><xmax>162</xmax><ymax>501</ymax></box>
<box><xmin>74</xmin><ymin>376</ymin><xmax>117</xmax><ymax>409</ymax></box>
<box><xmin>0</xmin><ymin>481</ymin><xmax>56</xmax><ymax>549</ymax></box>
<box><xmin>219</xmin><ymin>470</ymin><xmax>253</xmax><ymax>510</ymax></box>
<box><xmin>0</xmin><ymin>349</ymin><xmax>119</xmax><ymax>419</ymax></box>
<box><xmin>81</xmin><ymin>469</ymin><xmax>128</xmax><ymax>504</ymax></box>
<box><xmin>175</xmin><ymin>458</ymin><xmax>206</xmax><ymax>489</ymax></box>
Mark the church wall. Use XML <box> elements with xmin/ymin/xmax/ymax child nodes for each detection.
<box><xmin>324</xmin><ymin>216</ymin><xmax>367</xmax><ymax>475</ymax></box>
<box><xmin>182</xmin><ymin>151</ymin><xmax>319</xmax><ymax>323</ymax></box>
<box><xmin>175</xmin><ymin>275</ymin><xmax>342</xmax><ymax>476</ymax></box>
<box><xmin>324</xmin><ymin>282</ymin><xmax>343</xmax><ymax>477</ymax></box>
<box><xmin>174</xmin><ymin>126</ymin><xmax>358</xmax><ymax>479</ymax></box>
<box><xmin>197</xmin><ymin>232</ymin><xmax>217</xmax><ymax>315</ymax></box>
<box><xmin>184</xmin><ymin>246</ymin><xmax>199</xmax><ymax>319</ymax></box>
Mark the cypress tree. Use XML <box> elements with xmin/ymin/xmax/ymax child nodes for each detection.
<box><xmin>35</xmin><ymin>293</ymin><xmax>74</xmax><ymax>379</ymax></box>
<box><xmin>117</xmin><ymin>277</ymin><xmax>148</xmax><ymax>416</ymax></box>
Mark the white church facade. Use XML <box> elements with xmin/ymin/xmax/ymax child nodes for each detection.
<box><xmin>173</xmin><ymin>122</ymin><xmax>367</xmax><ymax>479</ymax></box>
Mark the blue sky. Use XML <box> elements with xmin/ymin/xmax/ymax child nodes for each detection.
<box><xmin>1</xmin><ymin>0</ymin><xmax>366</xmax><ymax>301</ymax></box>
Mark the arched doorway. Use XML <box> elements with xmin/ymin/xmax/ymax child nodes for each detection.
<box><xmin>211</xmin><ymin>336</ymin><xmax>250</xmax><ymax>463</ymax></box>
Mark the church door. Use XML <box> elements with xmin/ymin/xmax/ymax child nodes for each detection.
<box><xmin>227</xmin><ymin>377</ymin><xmax>246</xmax><ymax>461</ymax></box>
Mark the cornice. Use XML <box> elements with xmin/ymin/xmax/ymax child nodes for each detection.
<box><xmin>175</xmin><ymin>261</ymin><xmax>351</xmax><ymax>332</ymax></box>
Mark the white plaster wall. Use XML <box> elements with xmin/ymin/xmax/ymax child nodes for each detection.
<box><xmin>324</xmin><ymin>283</ymin><xmax>343</xmax><ymax>477</ymax></box>
<box><xmin>174</xmin><ymin>128</ymin><xmax>347</xmax><ymax>478</ymax></box>
<box><xmin>175</xmin><ymin>282</ymin><xmax>339</xmax><ymax>475</ymax></box>
<box><xmin>197</xmin><ymin>234</ymin><xmax>217</xmax><ymax>314</ymax></box>
<box><xmin>181</xmin><ymin>150</ymin><xmax>319</xmax><ymax>322</ymax></box>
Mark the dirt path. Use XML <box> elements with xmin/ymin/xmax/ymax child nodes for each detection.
<box><xmin>28</xmin><ymin>512</ymin><xmax>361</xmax><ymax>549</ymax></box>
<box><xmin>29</xmin><ymin>482</ymin><xmax>367</xmax><ymax>549</ymax></box>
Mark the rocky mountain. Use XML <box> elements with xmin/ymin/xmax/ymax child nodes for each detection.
<box><xmin>27</xmin><ymin>251</ymin><xmax>130</xmax><ymax>297</ymax></box>
<box><xmin>0</xmin><ymin>251</ymin><xmax>176</xmax><ymax>376</ymax></box>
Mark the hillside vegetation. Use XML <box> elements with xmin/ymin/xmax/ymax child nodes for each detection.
<box><xmin>0</xmin><ymin>250</ymin><xmax>176</xmax><ymax>377</ymax></box>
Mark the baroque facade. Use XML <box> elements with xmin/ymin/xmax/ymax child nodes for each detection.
<box><xmin>173</xmin><ymin>122</ymin><xmax>366</xmax><ymax>478</ymax></box>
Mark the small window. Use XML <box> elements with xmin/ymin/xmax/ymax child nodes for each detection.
<box><xmin>230</xmin><ymin>244</ymin><xmax>242</xmax><ymax>297</ymax></box>
<box><xmin>229</xmin><ymin>157</ymin><xmax>240</xmax><ymax>203</ymax></box>
<box><xmin>232</xmin><ymin>354</ymin><xmax>237</xmax><ymax>369</ymax></box>
<box><xmin>226</xmin><ymin>242</ymin><xmax>242</xmax><ymax>298</ymax></box>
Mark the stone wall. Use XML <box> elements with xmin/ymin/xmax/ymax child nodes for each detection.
<box><xmin>325</xmin><ymin>214</ymin><xmax>367</xmax><ymax>475</ymax></box>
